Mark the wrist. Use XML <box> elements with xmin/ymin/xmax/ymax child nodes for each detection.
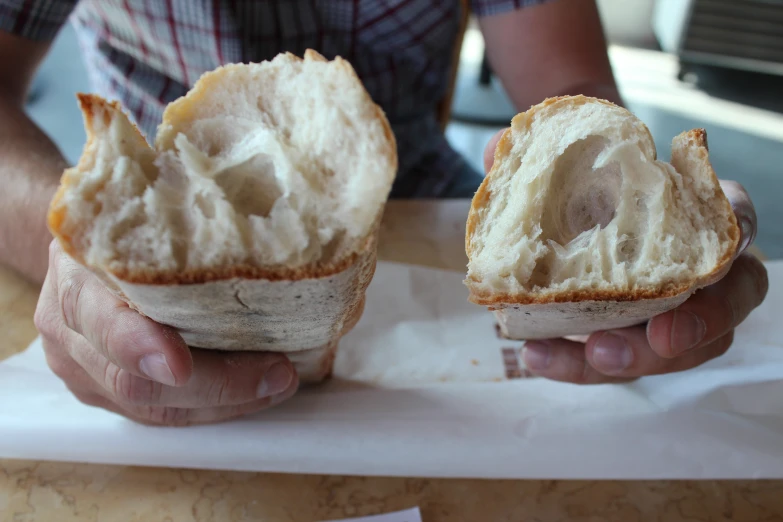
<box><xmin>559</xmin><ymin>81</ymin><xmax>624</xmax><ymax>107</ymax></box>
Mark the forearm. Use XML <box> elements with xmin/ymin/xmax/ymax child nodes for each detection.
<box><xmin>491</xmin><ymin>68</ymin><xmax>623</xmax><ymax>111</ymax></box>
<box><xmin>559</xmin><ymin>80</ymin><xmax>623</xmax><ymax>107</ymax></box>
<box><xmin>0</xmin><ymin>97</ymin><xmax>67</xmax><ymax>283</ymax></box>
<box><xmin>479</xmin><ymin>0</ymin><xmax>621</xmax><ymax>110</ymax></box>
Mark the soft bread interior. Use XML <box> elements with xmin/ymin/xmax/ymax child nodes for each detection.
<box><xmin>466</xmin><ymin>96</ymin><xmax>738</xmax><ymax>302</ymax></box>
<box><xmin>49</xmin><ymin>50</ymin><xmax>397</xmax><ymax>279</ymax></box>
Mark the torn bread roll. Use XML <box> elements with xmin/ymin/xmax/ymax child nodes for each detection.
<box><xmin>48</xmin><ymin>50</ymin><xmax>397</xmax><ymax>382</ymax></box>
<box><xmin>465</xmin><ymin>96</ymin><xmax>739</xmax><ymax>340</ymax></box>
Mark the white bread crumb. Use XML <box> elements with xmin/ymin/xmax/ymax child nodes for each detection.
<box><xmin>52</xmin><ymin>51</ymin><xmax>397</xmax><ymax>277</ymax></box>
<box><xmin>466</xmin><ymin>96</ymin><xmax>738</xmax><ymax>303</ymax></box>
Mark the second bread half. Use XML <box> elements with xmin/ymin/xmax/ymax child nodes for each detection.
<box><xmin>465</xmin><ymin>96</ymin><xmax>739</xmax><ymax>340</ymax></box>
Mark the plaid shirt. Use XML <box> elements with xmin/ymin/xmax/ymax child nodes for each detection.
<box><xmin>1</xmin><ymin>0</ymin><xmax>549</xmax><ymax>197</ymax></box>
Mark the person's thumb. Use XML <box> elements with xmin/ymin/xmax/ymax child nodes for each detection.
<box><xmin>483</xmin><ymin>128</ymin><xmax>507</xmax><ymax>174</ymax></box>
<box><xmin>719</xmin><ymin>180</ymin><xmax>757</xmax><ymax>257</ymax></box>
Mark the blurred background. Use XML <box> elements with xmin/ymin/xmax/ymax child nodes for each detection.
<box><xmin>26</xmin><ymin>0</ymin><xmax>783</xmax><ymax>258</ymax></box>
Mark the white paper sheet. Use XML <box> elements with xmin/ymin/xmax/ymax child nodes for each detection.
<box><xmin>324</xmin><ymin>508</ymin><xmax>421</xmax><ymax>522</ymax></box>
<box><xmin>1</xmin><ymin>261</ymin><xmax>783</xmax><ymax>479</ymax></box>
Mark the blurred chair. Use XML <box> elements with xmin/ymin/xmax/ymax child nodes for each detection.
<box><xmin>655</xmin><ymin>0</ymin><xmax>783</xmax><ymax>78</ymax></box>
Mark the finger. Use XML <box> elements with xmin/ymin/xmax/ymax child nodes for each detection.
<box><xmin>37</xmin><ymin>257</ymin><xmax>102</xmax><ymax>389</ymax></box>
<box><xmin>44</xmin><ymin>332</ymin><xmax>299</xmax><ymax>424</ymax></box>
<box><xmin>720</xmin><ymin>180</ymin><xmax>757</xmax><ymax>255</ymax></box>
<box><xmin>522</xmin><ymin>339</ymin><xmax>635</xmax><ymax>384</ymax></box>
<box><xmin>41</xmin><ymin>328</ymin><xmax>98</xmax><ymax>390</ymax></box>
<box><xmin>67</xmin><ymin>341</ymin><xmax>298</xmax><ymax>408</ymax></box>
<box><xmin>483</xmin><ymin>128</ymin><xmax>507</xmax><ymax>174</ymax></box>
<box><xmin>67</xmin><ymin>386</ymin><xmax>297</xmax><ymax>427</ymax></box>
<box><xmin>34</xmin><ymin>252</ymin><xmax>64</xmax><ymax>344</ymax></box>
<box><xmin>647</xmin><ymin>252</ymin><xmax>768</xmax><ymax>358</ymax></box>
<box><xmin>585</xmin><ymin>327</ymin><xmax>735</xmax><ymax>377</ymax></box>
<box><xmin>124</xmin><ymin>382</ymin><xmax>299</xmax><ymax>427</ymax></box>
<box><xmin>51</xmin><ymin>241</ymin><xmax>192</xmax><ymax>386</ymax></box>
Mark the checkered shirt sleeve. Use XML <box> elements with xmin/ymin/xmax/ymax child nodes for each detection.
<box><xmin>0</xmin><ymin>0</ymin><xmax>78</xmax><ymax>41</ymax></box>
<box><xmin>471</xmin><ymin>0</ymin><xmax>555</xmax><ymax>17</ymax></box>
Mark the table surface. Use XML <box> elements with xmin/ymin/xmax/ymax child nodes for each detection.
<box><xmin>1</xmin><ymin>200</ymin><xmax>780</xmax><ymax>522</ymax></box>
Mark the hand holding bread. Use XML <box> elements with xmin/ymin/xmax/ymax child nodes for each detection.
<box><xmin>35</xmin><ymin>242</ymin><xmax>299</xmax><ymax>426</ymax></box>
<box><xmin>37</xmin><ymin>50</ymin><xmax>396</xmax><ymax>425</ymax></box>
<box><xmin>472</xmin><ymin>96</ymin><xmax>768</xmax><ymax>384</ymax></box>
<box><xmin>47</xmin><ymin>50</ymin><xmax>396</xmax><ymax>384</ymax></box>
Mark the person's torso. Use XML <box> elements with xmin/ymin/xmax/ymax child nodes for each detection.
<box><xmin>73</xmin><ymin>1</ymin><xmax>458</xmax><ymax>132</ymax></box>
<box><xmin>71</xmin><ymin>0</ymin><xmax>473</xmax><ymax>197</ymax></box>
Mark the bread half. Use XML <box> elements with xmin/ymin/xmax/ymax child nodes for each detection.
<box><xmin>465</xmin><ymin>96</ymin><xmax>739</xmax><ymax>339</ymax></box>
<box><xmin>48</xmin><ymin>50</ymin><xmax>397</xmax><ymax>381</ymax></box>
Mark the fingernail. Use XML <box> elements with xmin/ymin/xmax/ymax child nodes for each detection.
<box><xmin>139</xmin><ymin>353</ymin><xmax>176</xmax><ymax>386</ymax></box>
<box><xmin>271</xmin><ymin>378</ymin><xmax>299</xmax><ymax>405</ymax></box>
<box><xmin>523</xmin><ymin>341</ymin><xmax>552</xmax><ymax>370</ymax></box>
<box><xmin>592</xmin><ymin>333</ymin><xmax>633</xmax><ymax>373</ymax></box>
<box><xmin>257</xmin><ymin>363</ymin><xmax>293</xmax><ymax>398</ymax></box>
<box><xmin>738</xmin><ymin>216</ymin><xmax>754</xmax><ymax>254</ymax></box>
<box><xmin>670</xmin><ymin>310</ymin><xmax>706</xmax><ymax>354</ymax></box>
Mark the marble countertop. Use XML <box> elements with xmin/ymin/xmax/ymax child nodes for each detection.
<box><xmin>2</xmin><ymin>200</ymin><xmax>780</xmax><ymax>522</ymax></box>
